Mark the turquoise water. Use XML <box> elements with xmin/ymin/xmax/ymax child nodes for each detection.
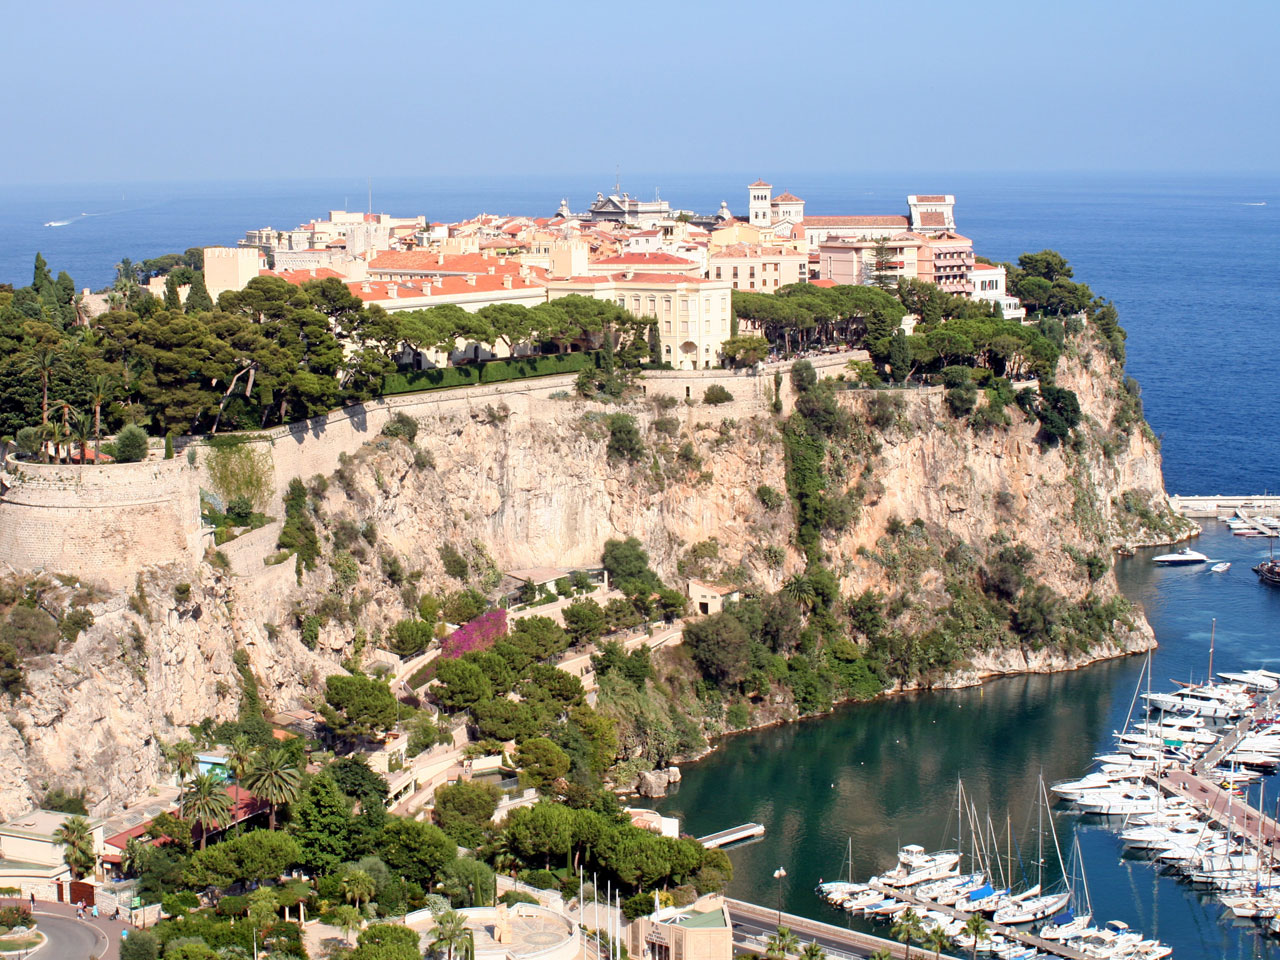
<box><xmin>657</xmin><ymin>524</ymin><xmax>1280</xmax><ymax>959</ymax></box>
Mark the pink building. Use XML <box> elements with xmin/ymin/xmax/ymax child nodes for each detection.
<box><xmin>915</xmin><ymin>232</ymin><xmax>974</xmax><ymax>295</ymax></box>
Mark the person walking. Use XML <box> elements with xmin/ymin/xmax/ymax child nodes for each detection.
<box><xmin>91</xmin><ymin>904</ymin><xmax>98</xmax><ymax>919</ymax></box>
<box><xmin>28</xmin><ymin>893</ymin><xmax>34</xmax><ymax>911</ymax></box>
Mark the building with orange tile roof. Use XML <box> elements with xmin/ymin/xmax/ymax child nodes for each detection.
<box><xmin>707</xmin><ymin>243</ymin><xmax>807</xmax><ymax>291</ymax></box>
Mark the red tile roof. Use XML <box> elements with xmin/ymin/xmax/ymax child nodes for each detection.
<box><xmin>804</xmin><ymin>215</ymin><xmax>909</xmax><ymax>228</ymax></box>
<box><xmin>810</xmin><ymin>278</ymin><xmax>837</xmax><ymax>288</ymax></box>
<box><xmin>749</xmin><ymin>179</ymin><xmax>772</xmax><ymax>188</ymax></box>
<box><xmin>773</xmin><ymin>192</ymin><xmax>803</xmax><ymax>203</ymax></box>
<box><xmin>592</xmin><ymin>252</ymin><xmax>697</xmax><ymax>267</ymax></box>
<box><xmin>368</xmin><ymin>251</ymin><xmax>523</xmax><ymax>275</ymax></box>
<box><xmin>259</xmin><ymin>268</ymin><xmax>347</xmax><ymax>284</ymax></box>
<box><xmin>918</xmin><ymin>211</ymin><xmax>946</xmax><ymax>227</ymax></box>
<box><xmin>347</xmin><ymin>271</ymin><xmax>547</xmax><ymax>303</ymax></box>
<box><xmin>972</xmin><ymin>263</ymin><xmax>1001</xmax><ymax>271</ymax></box>
<box><xmin>915</xmin><ymin>195</ymin><xmax>948</xmax><ymax>203</ymax></box>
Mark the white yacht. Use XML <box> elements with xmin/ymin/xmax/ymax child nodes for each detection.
<box><xmin>1152</xmin><ymin>547</ymin><xmax>1210</xmax><ymax>565</ymax></box>
<box><xmin>993</xmin><ymin>889</ymin><xmax>1072</xmax><ymax>925</ymax></box>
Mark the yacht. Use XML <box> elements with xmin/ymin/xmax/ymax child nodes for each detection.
<box><xmin>1152</xmin><ymin>547</ymin><xmax>1210</xmax><ymax>565</ymax></box>
<box><xmin>993</xmin><ymin>889</ymin><xmax>1072</xmax><ymax>925</ymax></box>
<box><xmin>872</xmin><ymin>844</ymin><xmax>961</xmax><ymax>887</ymax></box>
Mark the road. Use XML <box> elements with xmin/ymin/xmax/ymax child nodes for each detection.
<box><xmin>32</xmin><ymin>912</ymin><xmax>109</xmax><ymax>959</ymax></box>
<box><xmin>726</xmin><ymin>899</ymin><xmax>911</xmax><ymax>960</ymax></box>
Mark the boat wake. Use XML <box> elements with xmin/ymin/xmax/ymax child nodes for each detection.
<box><xmin>1239</xmin><ymin>201</ymin><xmax>1267</xmax><ymax>206</ymax></box>
<box><xmin>43</xmin><ymin>218</ymin><xmax>76</xmax><ymax>227</ymax></box>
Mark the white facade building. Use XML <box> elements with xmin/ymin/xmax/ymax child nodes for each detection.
<box><xmin>969</xmin><ymin>263</ymin><xmax>1026</xmax><ymax>320</ymax></box>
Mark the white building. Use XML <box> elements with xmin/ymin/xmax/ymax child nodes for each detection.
<box><xmin>969</xmin><ymin>263</ymin><xmax>1026</xmax><ymax>320</ymax></box>
<box><xmin>747</xmin><ymin>180</ymin><xmax>805</xmax><ymax>228</ymax></box>
<box><xmin>907</xmin><ymin>195</ymin><xmax>957</xmax><ymax>234</ymax></box>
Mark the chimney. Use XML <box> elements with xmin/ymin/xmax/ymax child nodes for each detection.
<box><xmin>498</xmin><ymin>257</ymin><xmax>506</xmax><ymax>266</ymax></box>
<box><xmin>437</xmin><ymin>253</ymin><xmax>444</xmax><ymax>265</ymax></box>
<box><xmin>502</xmin><ymin>275</ymin><xmax>513</xmax><ymax>289</ymax></box>
<box><xmin>433</xmin><ymin>276</ymin><xmax>443</xmax><ymax>287</ymax></box>
<box><xmin>488</xmin><ymin>265</ymin><xmax>496</xmax><ymax>275</ymax></box>
<box><xmin>361</xmin><ymin>281</ymin><xmax>371</xmax><ymax>293</ymax></box>
<box><xmin>465</xmin><ymin>274</ymin><xmax>476</xmax><ymax>286</ymax></box>
<box><xmin>623</xmin><ymin>269</ymin><xmax>635</xmax><ymax>281</ymax></box>
<box><xmin>387</xmin><ymin>284</ymin><xmax>398</xmax><ymax>298</ymax></box>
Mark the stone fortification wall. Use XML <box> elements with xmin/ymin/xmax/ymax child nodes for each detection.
<box><xmin>0</xmin><ymin>456</ymin><xmax>202</xmax><ymax>589</ymax></box>
<box><xmin>0</xmin><ymin>354</ymin><xmax>862</xmax><ymax>587</ymax></box>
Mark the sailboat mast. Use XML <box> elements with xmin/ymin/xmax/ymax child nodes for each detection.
<box><xmin>1208</xmin><ymin>618</ymin><xmax>1217</xmax><ymax>681</ymax></box>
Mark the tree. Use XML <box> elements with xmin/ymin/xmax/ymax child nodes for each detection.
<box><xmin>963</xmin><ymin>914</ymin><xmax>989</xmax><ymax>960</ymax></box>
<box><xmin>53</xmin><ymin>814</ymin><xmax>95</xmax><ymax>880</ymax></box>
<box><xmin>330</xmin><ymin>754</ymin><xmax>390</xmax><ymax>813</ymax></box>
<box><xmin>180</xmin><ymin>772</ymin><xmax>233</xmax><ymax>850</ymax></box>
<box><xmin>378</xmin><ymin>817</ymin><xmax>456</xmax><ymax>889</ymax></box>
<box><xmin>247</xmin><ymin>886</ymin><xmax>278</xmax><ymax>937</ymax></box>
<box><xmin>562</xmin><ymin>599</ymin><xmax>606</xmax><ymax>645</ymax></box>
<box><xmin>888</xmin><ymin>329</ymin><xmax>911</xmax><ymax>383</ymax></box>
<box><xmin>441</xmin><ymin>857</ymin><xmax>495</xmax><ymax>907</ymax></box>
<box><xmin>600</xmin><ymin>537</ymin><xmax>660</xmax><ymax>596</ymax></box>
<box><xmin>430</xmin><ymin>909</ymin><xmax>474</xmax><ymax>960</ymax></box>
<box><xmin>226</xmin><ymin>735</ymin><xmax>254</xmax><ymax>784</ymax></box>
<box><xmin>291</xmin><ymin>774</ymin><xmax>358</xmax><ymax>875</ymax></box>
<box><xmin>342</xmin><ymin>867</ymin><xmax>377</xmax><ymax>911</ymax></box>
<box><xmin>321</xmin><ymin>674</ymin><xmax>400</xmax><ymax>740</ymax></box>
<box><xmin>799</xmin><ymin>943</ymin><xmax>826</xmax><ymax>960</ymax></box>
<box><xmin>892</xmin><ymin>908</ymin><xmax>924</xmax><ymax>960</ymax></box>
<box><xmin>184</xmin><ymin>272</ymin><xmax>214</xmax><ymax>313</ymax></box>
<box><xmin>682</xmin><ymin>613</ymin><xmax>750</xmax><ymax>685</ymax></box>
<box><xmin>470</xmin><ymin>698</ymin><xmax>536</xmax><ymax>744</ymax></box>
<box><xmin>243</xmin><ymin>747</ymin><xmax>302</xmax><ymax>830</ymax></box>
<box><xmin>114</xmin><ymin>423</ymin><xmax>149</xmax><ymax>462</ymax></box>
<box><xmin>870</xmin><ymin>237</ymin><xmax>898</xmax><ymax>290</ymax></box>
<box><xmin>923</xmin><ymin>926</ymin><xmax>953</xmax><ymax>960</ymax></box>
<box><xmin>433</xmin><ymin>657</ymin><xmax>494</xmax><ymax>712</ymax></box>
<box><xmin>765</xmin><ymin>926</ymin><xmax>799</xmax><ymax>960</ymax></box>
<box><xmin>433</xmin><ymin>781</ymin><xmax>500</xmax><ymax>847</ymax></box>
<box><xmin>22</xmin><ymin>347</ymin><xmax>59</xmax><ymax>428</ymax></box>
<box><xmin>515</xmin><ymin>738</ymin><xmax>570</xmax><ymax>790</ymax></box>
<box><xmin>167</xmin><ymin>740</ymin><xmax>198</xmax><ymax>781</ymax></box>
<box><xmin>505</xmin><ymin>801</ymin><xmax>573</xmax><ymax>868</ymax></box>
<box><xmin>332</xmin><ymin>904</ymin><xmax>362</xmax><ymax>945</ymax></box>
<box><xmin>120</xmin><ymin>929</ymin><xmax>161</xmax><ymax>960</ymax></box>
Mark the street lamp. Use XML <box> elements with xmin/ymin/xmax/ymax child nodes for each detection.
<box><xmin>772</xmin><ymin>866</ymin><xmax>787</xmax><ymax>925</ymax></box>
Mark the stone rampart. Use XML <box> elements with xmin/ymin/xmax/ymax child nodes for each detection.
<box><xmin>0</xmin><ymin>456</ymin><xmax>202</xmax><ymax>589</ymax></box>
<box><xmin>0</xmin><ymin>354</ymin><xmax>870</xmax><ymax>586</ymax></box>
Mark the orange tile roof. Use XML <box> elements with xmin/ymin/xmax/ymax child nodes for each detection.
<box><xmin>915</xmin><ymin>195</ymin><xmax>948</xmax><ymax>203</ymax></box>
<box><xmin>810</xmin><ymin>278</ymin><xmax>837</xmax><ymax>288</ymax></box>
<box><xmin>368</xmin><ymin>251</ymin><xmax>523</xmax><ymax>274</ymax></box>
<box><xmin>259</xmin><ymin>268</ymin><xmax>347</xmax><ymax>284</ymax></box>
<box><xmin>593</xmin><ymin>252</ymin><xmax>697</xmax><ymax>266</ymax></box>
<box><xmin>972</xmin><ymin>263</ymin><xmax>1000</xmax><ymax>271</ymax></box>
<box><xmin>773</xmin><ymin>192</ymin><xmax>803</xmax><ymax>203</ymax></box>
<box><xmin>749</xmin><ymin>179</ymin><xmax>772</xmax><ymax>187</ymax></box>
<box><xmin>918</xmin><ymin>211</ymin><xmax>946</xmax><ymax>227</ymax></box>
<box><xmin>804</xmin><ymin>215</ymin><xmax>909</xmax><ymax>228</ymax></box>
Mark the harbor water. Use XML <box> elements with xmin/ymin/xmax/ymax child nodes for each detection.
<box><xmin>657</xmin><ymin>523</ymin><xmax>1280</xmax><ymax>959</ymax></box>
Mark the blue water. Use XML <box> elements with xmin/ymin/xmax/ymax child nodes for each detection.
<box><xmin>2</xmin><ymin>172</ymin><xmax>1277</xmax><ymax>493</ymax></box>
<box><xmin>656</xmin><ymin>525</ymin><xmax>1280</xmax><ymax>960</ymax></box>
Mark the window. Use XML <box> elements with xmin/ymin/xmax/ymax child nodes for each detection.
<box><xmin>732</xmin><ymin>267</ymin><xmax>739</xmax><ymax>278</ymax></box>
<box><xmin>749</xmin><ymin>267</ymin><xmax>756</xmax><ymax>278</ymax></box>
<box><xmin>715</xmin><ymin>267</ymin><xmax>722</xmax><ymax>279</ymax></box>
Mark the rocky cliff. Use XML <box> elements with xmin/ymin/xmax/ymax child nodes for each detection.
<box><xmin>0</xmin><ymin>331</ymin><xmax>1189</xmax><ymax>818</ymax></box>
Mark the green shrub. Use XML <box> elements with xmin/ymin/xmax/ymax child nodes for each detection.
<box><xmin>606</xmin><ymin>414</ymin><xmax>644</xmax><ymax>461</ymax></box>
<box><xmin>755</xmin><ymin>484</ymin><xmax>784</xmax><ymax>510</ymax></box>
<box><xmin>329</xmin><ymin>552</ymin><xmax>359</xmax><ymax>589</ymax></box>
<box><xmin>173</xmin><ymin>583</ymin><xmax>192</xmax><ymax>603</ymax></box>
<box><xmin>499</xmin><ymin>891</ymin><xmax>540</xmax><ymax>907</ymax></box>
<box><xmin>653</xmin><ymin>416</ymin><xmax>680</xmax><ymax>437</ymax></box>
<box><xmin>390</xmin><ymin>619</ymin><xmax>433</xmax><ymax>658</ymax></box>
<box><xmin>382</xmin><ymin>412</ymin><xmax>419</xmax><ymax>443</ymax></box>
<box><xmin>226</xmin><ymin>497</ymin><xmax>254</xmax><ymax>525</ymax></box>
<box><xmin>523</xmin><ymin>869</ymin><xmax>558</xmax><ymax>890</ymax></box>
<box><xmin>163</xmin><ymin>434</ymin><xmax>175</xmax><ymax>460</ymax></box>
<box><xmin>703</xmin><ymin>384</ymin><xmax>734</xmax><ymax>405</ymax></box>
<box><xmin>114</xmin><ymin>424</ymin><xmax>149</xmax><ymax>463</ymax></box>
<box><xmin>438</xmin><ymin>543</ymin><xmax>469</xmax><ymax>580</ymax></box>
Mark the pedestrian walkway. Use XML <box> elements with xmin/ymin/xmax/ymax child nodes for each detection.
<box><xmin>1159</xmin><ymin>768</ymin><xmax>1280</xmax><ymax>851</ymax></box>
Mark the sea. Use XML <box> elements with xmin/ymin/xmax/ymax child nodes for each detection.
<box><xmin>3</xmin><ymin>172</ymin><xmax>1280</xmax><ymax>957</ymax></box>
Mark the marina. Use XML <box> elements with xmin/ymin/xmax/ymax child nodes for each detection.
<box><xmin>695</xmin><ymin>823</ymin><xmax>766</xmax><ymax>849</ymax></box>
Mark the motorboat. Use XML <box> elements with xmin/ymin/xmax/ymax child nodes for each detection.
<box><xmin>1219</xmin><ymin>669</ymin><xmax>1279</xmax><ymax>690</ymax></box>
<box><xmin>1152</xmin><ymin>547</ymin><xmax>1210</xmax><ymax>565</ymax></box>
<box><xmin>1039</xmin><ymin>909</ymin><xmax>1093</xmax><ymax>941</ymax></box>
<box><xmin>1212</xmin><ymin>561</ymin><xmax>1231</xmax><ymax>572</ymax></box>
<box><xmin>873</xmin><ymin>844</ymin><xmax>962</xmax><ymax>887</ymax></box>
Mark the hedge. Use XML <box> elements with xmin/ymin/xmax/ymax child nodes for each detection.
<box><xmin>382</xmin><ymin>351</ymin><xmax>598</xmax><ymax>396</ymax></box>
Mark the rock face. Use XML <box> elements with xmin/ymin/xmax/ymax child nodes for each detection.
<box><xmin>0</xmin><ymin>335</ymin><xmax>1185</xmax><ymax>818</ymax></box>
<box><xmin>636</xmin><ymin>769</ymin><xmax>672</xmax><ymax>798</ymax></box>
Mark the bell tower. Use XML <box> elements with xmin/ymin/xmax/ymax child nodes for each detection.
<box><xmin>748</xmin><ymin>179</ymin><xmax>773</xmax><ymax>226</ymax></box>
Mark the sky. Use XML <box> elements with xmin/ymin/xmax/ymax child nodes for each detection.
<box><xmin>3</xmin><ymin>0</ymin><xmax>1278</xmax><ymax>184</ymax></box>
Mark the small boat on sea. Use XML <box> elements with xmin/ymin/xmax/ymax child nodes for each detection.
<box><xmin>1212</xmin><ymin>561</ymin><xmax>1231</xmax><ymax>572</ymax></box>
<box><xmin>1254</xmin><ymin>559</ymin><xmax>1280</xmax><ymax>586</ymax></box>
<box><xmin>1152</xmin><ymin>547</ymin><xmax>1210</xmax><ymax>566</ymax></box>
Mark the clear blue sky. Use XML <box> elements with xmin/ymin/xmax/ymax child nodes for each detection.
<box><xmin>5</xmin><ymin>0</ymin><xmax>1277</xmax><ymax>183</ymax></box>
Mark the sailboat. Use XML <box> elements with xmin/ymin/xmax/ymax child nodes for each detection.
<box><xmin>1038</xmin><ymin>836</ymin><xmax>1093</xmax><ymax>939</ymax></box>
<box><xmin>992</xmin><ymin>778</ymin><xmax>1071</xmax><ymax>925</ymax></box>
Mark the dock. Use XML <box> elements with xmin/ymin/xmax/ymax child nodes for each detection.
<box><xmin>1170</xmin><ymin>495</ymin><xmax>1280</xmax><ymax>519</ymax></box>
<box><xmin>696</xmin><ymin>822</ymin><xmax>765</xmax><ymax>848</ymax></box>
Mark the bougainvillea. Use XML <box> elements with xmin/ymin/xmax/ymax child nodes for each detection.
<box><xmin>440</xmin><ymin>609</ymin><xmax>507</xmax><ymax>660</ymax></box>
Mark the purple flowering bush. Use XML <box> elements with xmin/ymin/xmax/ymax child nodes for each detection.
<box><xmin>441</xmin><ymin>609</ymin><xmax>507</xmax><ymax>660</ymax></box>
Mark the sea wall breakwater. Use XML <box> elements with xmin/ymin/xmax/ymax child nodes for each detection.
<box><xmin>0</xmin><ymin>326</ymin><xmax>1189</xmax><ymax>817</ymax></box>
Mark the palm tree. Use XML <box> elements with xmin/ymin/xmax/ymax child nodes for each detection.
<box><xmin>891</xmin><ymin>908</ymin><xmax>924</xmax><ymax>960</ymax></box>
<box><xmin>22</xmin><ymin>348</ymin><xmax>59</xmax><ymax>426</ymax></box>
<box><xmin>181</xmin><ymin>772</ymin><xmax>233</xmax><ymax>850</ymax></box>
<box><xmin>765</xmin><ymin>926</ymin><xmax>799</xmax><ymax>960</ymax></box>
<box><xmin>331</xmin><ymin>904</ymin><xmax>361</xmax><ymax>945</ymax></box>
<box><xmin>168</xmin><ymin>740</ymin><xmax>198</xmax><ymax>782</ymax></box>
<box><xmin>226</xmin><ymin>735</ymin><xmax>254</xmax><ymax>784</ymax></box>
<box><xmin>781</xmin><ymin>574</ymin><xmax>815</xmax><ymax>611</ymax></box>
<box><xmin>121</xmin><ymin>836</ymin><xmax>148</xmax><ymax>877</ymax></box>
<box><xmin>431</xmin><ymin>910</ymin><xmax>473</xmax><ymax>960</ymax></box>
<box><xmin>799</xmin><ymin>942</ymin><xmax>826</xmax><ymax>960</ymax></box>
<box><xmin>243</xmin><ymin>747</ymin><xmax>302</xmax><ymax>830</ymax></box>
<box><xmin>923</xmin><ymin>926</ymin><xmax>953</xmax><ymax>960</ymax></box>
<box><xmin>869</xmin><ymin>951</ymin><xmax>892</xmax><ymax>960</ymax></box>
<box><xmin>53</xmin><ymin>815</ymin><xmax>95</xmax><ymax>880</ymax></box>
<box><xmin>89</xmin><ymin>375</ymin><xmax>115</xmax><ymax>462</ymax></box>
<box><xmin>37</xmin><ymin>420</ymin><xmax>58</xmax><ymax>464</ymax></box>
<box><xmin>69</xmin><ymin>410</ymin><xmax>92</xmax><ymax>466</ymax></box>
<box><xmin>962</xmin><ymin>915</ymin><xmax>989</xmax><ymax>960</ymax></box>
<box><xmin>341</xmin><ymin>868</ymin><xmax>376</xmax><ymax>913</ymax></box>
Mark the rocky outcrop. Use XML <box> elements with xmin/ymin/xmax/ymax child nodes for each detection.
<box><xmin>0</xmin><ymin>333</ymin><xmax>1182</xmax><ymax>818</ymax></box>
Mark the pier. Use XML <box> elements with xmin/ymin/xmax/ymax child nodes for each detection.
<box><xmin>1170</xmin><ymin>495</ymin><xmax>1280</xmax><ymax>518</ymax></box>
<box><xmin>695</xmin><ymin>822</ymin><xmax>765</xmax><ymax>848</ymax></box>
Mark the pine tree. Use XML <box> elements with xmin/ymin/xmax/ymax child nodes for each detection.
<box><xmin>184</xmin><ymin>271</ymin><xmax>213</xmax><ymax>313</ymax></box>
<box><xmin>54</xmin><ymin>271</ymin><xmax>76</xmax><ymax>326</ymax></box>
<box><xmin>870</xmin><ymin>238</ymin><xmax>897</xmax><ymax>290</ymax></box>
<box><xmin>164</xmin><ymin>274</ymin><xmax>183</xmax><ymax>311</ymax></box>
<box><xmin>647</xmin><ymin>321</ymin><xmax>661</xmax><ymax>365</ymax></box>
<box><xmin>889</xmin><ymin>329</ymin><xmax>911</xmax><ymax>383</ymax></box>
<box><xmin>33</xmin><ymin>252</ymin><xmax>54</xmax><ymax>301</ymax></box>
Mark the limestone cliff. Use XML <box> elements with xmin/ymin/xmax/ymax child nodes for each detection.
<box><xmin>0</xmin><ymin>332</ymin><xmax>1187</xmax><ymax>818</ymax></box>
